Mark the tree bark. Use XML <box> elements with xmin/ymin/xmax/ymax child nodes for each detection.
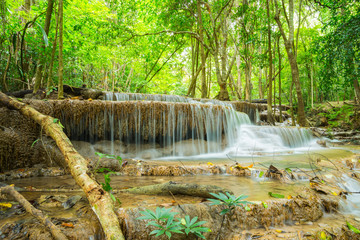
<box><xmin>122</xmin><ymin>181</ymin><xmax>233</xmax><ymax>198</ymax></box>
<box><xmin>278</xmin><ymin>36</ymin><xmax>283</xmax><ymax>123</ymax></box>
<box><xmin>47</xmin><ymin>5</ymin><xmax>59</xmax><ymax>90</ymax></box>
<box><xmin>58</xmin><ymin>0</ymin><xmax>64</xmax><ymax>99</ymax></box>
<box><xmin>236</xmin><ymin>55</ymin><xmax>242</xmax><ymax>99</ymax></box>
<box><xmin>266</xmin><ymin>0</ymin><xmax>274</xmax><ymax>124</ymax></box>
<box><xmin>0</xmin><ymin>185</ymin><xmax>68</xmax><ymax>240</ymax></box>
<box><xmin>1</xmin><ymin>47</ymin><xmax>10</xmax><ymax>92</ymax></box>
<box><xmin>274</xmin><ymin>0</ymin><xmax>307</xmax><ymax>126</ymax></box>
<box><xmin>0</xmin><ymin>92</ymin><xmax>125</xmax><ymax>240</ymax></box>
<box><xmin>197</xmin><ymin>1</ymin><xmax>207</xmax><ymax>98</ymax></box>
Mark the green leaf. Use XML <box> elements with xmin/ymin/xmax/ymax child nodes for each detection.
<box><xmin>31</xmin><ymin>139</ymin><xmax>39</xmax><ymax>148</ymax></box>
<box><xmin>346</xmin><ymin>221</ymin><xmax>360</xmax><ymax>234</ymax></box>
<box><xmin>259</xmin><ymin>171</ymin><xmax>264</xmax><ymax>178</ymax></box>
<box><xmin>268</xmin><ymin>192</ymin><xmax>284</xmax><ymax>198</ymax></box>
<box><xmin>220</xmin><ymin>209</ymin><xmax>229</xmax><ymax>215</ymax></box>
<box><xmin>262</xmin><ymin>202</ymin><xmax>268</xmax><ymax>208</ymax></box>
<box><xmin>35</xmin><ymin>22</ymin><xmax>49</xmax><ymax>47</ymax></box>
<box><xmin>285</xmin><ymin>168</ymin><xmax>292</xmax><ymax>173</ymax></box>
<box><xmin>109</xmin><ymin>193</ymin><xmax>116</xmax><ymax>202</ymax></box>
<box><xmin>53</xmin><ymin>118</ymin><xmax>59</xmax><ymax>123</ymax></box>
<box><xmin>165</xmin><ymin>231</ymin><xmax>171</xmax><ymax>239</ymax></box>
<box><xmin>244</xmin><ymin>206</ymin><xmax>251</xmax><ymax>211</ymax></box>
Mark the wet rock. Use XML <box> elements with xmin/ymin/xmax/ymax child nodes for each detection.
<box><xmin>117</xmin><ymin>190</ymin><xmax>337</xmax><ymax>239</ymax></box>
<box><xmin>62</xmin><ymin>195</ymin><xmax>82</xmax><ymax>210</ymax></box>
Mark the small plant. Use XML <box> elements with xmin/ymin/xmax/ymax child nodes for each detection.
<box><xmin>94</xmin><ymin>152</ymin><xmax>122</xmax><ymax>170</ymax></box>
<box><xmin>208</xmin><ymin>192</ymin><xmax>251</xmax><ymax>215</ymax></box>
<box><xmin>208</xmin><ymin>192</ymin><xmax>251</xmax><ymax>240</ymax></box>
<box><xmin>137</xmin><ymin>207</ymin><xmax>210</xmax><ymax>239</ymax></box>
<box><xmin>94</xmin><ymin>152</ymin><xmax>122</xmax><ymax>205</ymax></box>
<box><xmin>180</xmin><ymin>215</ymin><xmax>210</xmax><ymax>239</ymax></box>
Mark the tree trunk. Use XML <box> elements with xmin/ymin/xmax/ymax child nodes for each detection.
<box><xmin>58</xmin><ymin>0</ymin><xmax>64</xmax><ymax>99</ymax></box>
<box><xmin>274</xmin><ymin>0</ymin><xmax>307</xmax><ymax>126</ymax></box>
<box><xmin>353</xmin><ymin>79</ymin><xmax>360</xmax><ymax>102</ymax></box>
<box><xmin>33</xmin><ymin>0</ymin><xmax>54</xmax><ymax>93</ymax></box>
<box><xmin>0</xmin><ymin>92</ymin><xmax>125</xmax><ymax>240</ymax></box>
<box><xmin>278</xmin><ymin>36</ymin><xmax>283</xmax><ymax>123</ymax></box>
<box><xmin>123</xmin><ymin>181</ymin><xmax>232</xmax><ymax>198</ymax></box>
<box><xmin>236</xmin><ymin>55</ymin><xmax>242</xmax><ymax>100</ymax></box>
<box><xmin>258</xmin><ymin>39</ymin><xmax>263</xmax><ymax>99</ymax></box>
<box><xmin>290</xmin><ymin>81</ymin><xmax>296</xmax><ymax>126</ymax></box>
<box><xmin>47</xmin><ymin>6</ymin><xmax>59</xmax><ymax>90</ymax></box>
<box><xmin>197</xmin><ymin>1</ymin><xmax>207</xmax><ymax>98</ymax></box>
<box><xmin>266</xmin><ymin>0</ymin><xmax>274</xmax><ymax>124</ymax></box>
<box><xmin>2</xmin><ymin>48</ymin><xmax>10</xmax><ymax>92</ymax></box>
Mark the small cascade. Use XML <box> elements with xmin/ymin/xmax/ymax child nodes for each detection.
<box><xmin>226</xmin><ymin>125</ymin><xmax>316</xmax><ymax>156</ymax></box>
<box><xmin>337</xmin><ymin>174</ymin><xmax>360</xmax><ymax>216</ymax></box>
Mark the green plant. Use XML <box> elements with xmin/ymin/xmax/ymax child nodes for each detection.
<box><xmin>180</xmin><ymin>215</ymin><xmax>210</xmax><ymax>239</ymax></box>
<box><xmin>94</xmin><ymin>152</ymin><xmax>122</xmax><ymax>205</ymax></box>
<box><xmin>208</xmin><ymin>192</ymin><xmax>251</xmax><ymax>215</ymax></box>
<box><xmin>137</xmin><ymin>207</ymin><xmax>210</xmax><ymax>239</ymax></box>
<box><xmin>94</xmin><ymin>152</ymin><xmax>122</xmax><ymax>170</ymax></box>
<box><xmin>207</xmin><ymin>192</ymin><xmax>251</xmax><ymax>240</ymax></box>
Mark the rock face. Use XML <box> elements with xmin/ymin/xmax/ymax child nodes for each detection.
<box><xmin>117</xmin><ymin>190</ymin><xmax>339</xmax><ymax>239</ymax></box>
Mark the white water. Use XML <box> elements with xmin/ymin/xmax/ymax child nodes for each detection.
<box><xmin>97</xmin><ymin>92</ymin><xmax>320</xmax><ymax>159</ymax></box>
<box><xmin>337</xmin><ymin>174</ymin><xmax>360</xmax><ymax>216</ymax></box>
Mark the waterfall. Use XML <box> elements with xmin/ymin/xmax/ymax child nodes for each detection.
<box><xmin>99</xmin><ymin>92</ymin><xmax>317</xmax><ymax>159</ymax></box>
<box><xmin>225</xmin><ymin>125</ymin><xmax>316</xmax><ymax>156</ymax></box>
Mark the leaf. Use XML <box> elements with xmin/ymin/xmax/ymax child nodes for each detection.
<box><xmin>31</xmin><ymin>139</ymin><xmax>39</xmax><ymax>148</ymax></box>
<box><xmin>0</xmin><ymin>202</ymin><xmax>12</xmax><ymax>208</ymax></box>
<box><xmin>262</xmin><ymin>202</ymin><xmax>268</xmax><ymax>208</ymax></box>
<box><xmin>259</xmin><ymin>171</ymin><xmax>264</xmax><ymax>178</ymax></box>
<box><xmin>36</xmin><ymin>22</ymin><xmax>49</xmax><ymax>47</ymax></box>
<box><xmin>53</xmin><ymin>118</ymin><xmax>59</xmax><ymax>123</ymax></box>
<box><xmin>109</xmin><ymin>193</ymin><xmax>116</xmax><ymax>202</ymax></box>
<box><xmin>285</xmin><ymin>168</ymin><xmax>292</xmax><ymax>173</ymax></box>
<box><xmin>220</xmin><ymin>209</ymin><xmax>229</xmax><ymax>215</ymax></box>
<box><xmin>244</xmin><ymin>206</ymin><xmax>251</xmax><ymax>211</ymax></box>
<box><xmin>268</xmin><ymin>192</ymin><xmax>284</xmax><ymax>198</ymax></box>
<box><xmin>320</xmin><ymin>231</ymin><xmax>327</xmax><ymax>240</ymax></box>
<box><xmin>61</xmin><ymin>222</ymin><xmax>74</xmax><ymax>228</ymax></box>
<box><xmin>346</xmin><ymin>221</ymin><xmax>360</xmax><ymax>234</ymax></box>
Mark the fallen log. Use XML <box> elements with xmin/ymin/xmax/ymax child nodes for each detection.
<box><xmin>121</xmin><ymin>181</ymin><xmax>233</xmax><ymax>198</ymax></box>
<box><xmin>0</xmin><ymin>92</ymin><xmax>125</xmax><ymax>240</ymax></box>
<box><xmin>0</xmin><ymin>185</ymin><xmax>68</xmax><ymax>240</ymax></box>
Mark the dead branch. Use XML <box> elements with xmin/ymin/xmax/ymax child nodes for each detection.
<box><xmin>0</xmin><ymin>185</ymin><xmax>68</xmax><ymax>240</ymax></box>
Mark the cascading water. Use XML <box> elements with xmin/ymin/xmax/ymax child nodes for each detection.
<box><xmin>99</xmin><ymin>92</ymin><xmax>319</xmax><ymax>159</ymax></box>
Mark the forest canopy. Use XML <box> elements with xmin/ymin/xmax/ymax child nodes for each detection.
<box><xmin>0</xmin><ymin>0</ymin><xmax>359</xmax><ymax>122</ymax></box>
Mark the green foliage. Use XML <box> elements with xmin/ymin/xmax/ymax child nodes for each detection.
<box><xmin>94</xmin><ymin>152</ymin><xmax>122</xmax><ymax>205</ymax></box>
<box><xmin>268</xmin><ymin>192</ymin><xmax>284</xmax><ymax>198</ymax></box>
<box><xmin>207</xmin><ymin>192</ymin><xmax>251</xmax><ymax>215</ymax></box>
<box><xmin>137</xmin><ymin>207</ymin><xmax>210</xmax><ymax>239</ymax></box>
<box><xmin>346</xmin><ymin>221</ymin><xmax>360</xmax><ymax>234</ymax></box>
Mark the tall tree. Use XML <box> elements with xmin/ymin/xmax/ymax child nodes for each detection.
<box><xmin>266</xmin><ymin>0</ymin><xmax>275</xmax><ymax>124</ymax></box>
<box><xmin>274</xmin><ymin>0</ymin><xmax>307</xmax><ymax>126</ymax></box>
<box><xmin>58</xmin><ymin>0</ymin><xmax>64</xmax><ymax>99</ymax></box>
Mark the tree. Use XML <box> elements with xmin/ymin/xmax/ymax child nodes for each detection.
<box><xmin>266</xmin><ymin>0</ymin><xmax>275</xmax><ymax>124</ymax></box>
<box><xmin>58</xmin><ymin>0</ymin><xmax>64</xmax><ymax>99</ymax></box>
<box><xmin>274</xmin><ymin>0</ymin><xmax>307</xmax><ymax>126</ymax></box>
